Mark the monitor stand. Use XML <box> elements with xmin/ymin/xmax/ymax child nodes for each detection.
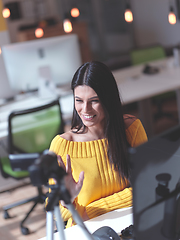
<box><xmin>38</xmin><ymin>66</ymin><xmax>57</xmax><ymax>99</ymax></box>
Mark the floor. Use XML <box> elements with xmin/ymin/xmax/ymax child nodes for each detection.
<box><xmin>0</xmin><ymin>96</ymin><xmax>179</xmax><ymax>240</ymax></box>
<box><xmin>0</xmin><ymin>183</ymin><xmax>47</xmax><ymax>240</ymax></box>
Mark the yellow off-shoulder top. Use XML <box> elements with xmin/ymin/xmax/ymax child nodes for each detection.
<box><xmin>49</xmin><ymin>118</ymin><xmax>147</xmax><ymax>227</ymax></box>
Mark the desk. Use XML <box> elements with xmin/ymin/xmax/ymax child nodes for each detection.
<box><xmin>39</xmin><ymin>207</ymin><xmax>133</xmax><ymax>240</ymax></box>
<box><xmin>0</xmin><ymin>57</ymin><xmax>179</xmax><ymax>141</ymax></box>
<box><xmin>112</xmin><ymin>57</ymin><xmax>180</xmax><ymax>137</ymax></box>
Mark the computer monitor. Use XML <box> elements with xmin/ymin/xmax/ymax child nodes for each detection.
<box><xmin>1</xmin><ymin>34</ymin><xmax>82</xmax><ymax>93</ymax></box>
<box><xmin>129</xmin><ymin>125</ymin><xmax>180</xmax><ymax>240</ymax></box>
<box><xmin>0</xmin><ymin>54</ymin><xmax>17</xmax><ymax>101</ymax></box>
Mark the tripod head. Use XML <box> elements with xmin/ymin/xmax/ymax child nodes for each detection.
<box><xmin>28</xmin><ymin>151</ymin><xmax>66</xmax><ymax>187</ymax></box>
<box><xmin>28</xmin><ymin>151</ymin><xmax>71</xmax><ymax>211</ymax></box>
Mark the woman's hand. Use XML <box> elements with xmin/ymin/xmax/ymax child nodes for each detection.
<box><xmin>82</xmin><ymin>208</ymin><xmax>89</xmax><ymax>221</ymax></box>
<box><xmin>57</xmin><ymin>154</ymin><xmax>84</xmax><ymax>203</ymax></box>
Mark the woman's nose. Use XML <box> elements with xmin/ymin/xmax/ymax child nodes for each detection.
<box><xmin>83</xmin><ymin>102</ymin><xmax>90</xmax><ymax>112</ymax></box>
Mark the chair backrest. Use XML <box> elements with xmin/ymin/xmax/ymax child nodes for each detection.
<box><xmin>130</xmin><ymin>45</ymin><xmax>166</xmax><ymax>65</ymax></box>
<box><xmin>8</xmin><ymin>99</ymin><xmax>64</xmax><ymax>154</ymax></box>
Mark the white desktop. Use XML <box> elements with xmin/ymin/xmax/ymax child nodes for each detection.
<box><xmin>39</xmin><ymin>207</ymin><xmax>133</xmax><ymax>240</ymax></box>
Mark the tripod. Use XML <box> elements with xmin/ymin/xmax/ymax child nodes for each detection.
<box><xmin>28</xmin><ymin>152</ymin><xmax>120</xmax><ymax>240</ymax></box>
<box><xmin>46</xmin><ymin>205</ymin><xmax>65</xmax><ymax>240</ymax></box>
<box><xmin>45</xmin><ymin>181</ymin><xmax>95</xmax><ymax>240</ymax></box>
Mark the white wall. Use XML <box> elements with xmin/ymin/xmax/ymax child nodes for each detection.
<box><xmin>132</xmin><ymin>0</ymin><xmax>180</xmax><ymax>48</ymax></box>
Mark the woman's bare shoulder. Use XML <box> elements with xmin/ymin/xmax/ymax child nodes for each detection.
<box><xmin>60</xmin><ymin>128</ymin><xmax>88</xmax><ymax>142</ymax></box>
<box><xmin>60</xmin><ymin>130</ymin><xmax>74</xmax><ymax>141</ymax></box>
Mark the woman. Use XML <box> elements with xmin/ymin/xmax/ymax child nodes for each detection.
<box><xmin>49</xmin><ymin>61</ymin><xmax>147</xmax><ymax>227</ymax></box>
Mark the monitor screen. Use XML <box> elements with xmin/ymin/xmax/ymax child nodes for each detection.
<box><xmin>1</xmin><ymin>34</ymin><xmax>82</xmax><ymax>92</ymax></box>
<box><xmin>0</xmin><ymin>54</ymin><xmax>17</xmax><ymax>101</ymax></box>
<box><xmin>129</xmin><ymin>125</ymin><xmax>180</xmax><ymax>240</ymax></box>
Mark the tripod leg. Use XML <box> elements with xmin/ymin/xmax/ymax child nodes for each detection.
<box><xmin>54</xmin><ymin>206</ymin><xmax>66</xmax><ymax>240</ymax></box>
<box><xmin>67</xmin><ymin>203</ymin><xmax>95</xmax><ymax>240</ymax></box>
<box><xmin>46</xmin><ymin>211</ymin><xmax>54</xmax><ymax>240</ymax></box>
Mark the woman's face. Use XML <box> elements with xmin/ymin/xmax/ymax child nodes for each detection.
<box><xmin>74</xmin><ymin>85</ymin><xmax>105</xmax><ymax>128</ymax></box>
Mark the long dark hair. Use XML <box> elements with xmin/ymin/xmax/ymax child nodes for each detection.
<box><xmin>71</xmin><ymin>61</ymin><xmax>129</xmax><ymax>181</ymax></box>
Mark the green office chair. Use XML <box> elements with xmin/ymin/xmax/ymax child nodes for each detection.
<box><xmin>130</xmin><ymin>45</ymin><xmax>176</xmax><ymax>121</ymax></box>
<box><xmin>0</xmin><ymin>99</ymin><xmax>64</xmax><ymax>235</ymax></box>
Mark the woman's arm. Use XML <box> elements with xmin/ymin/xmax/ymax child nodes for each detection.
<box><xmin>59</xmin><ymin>185</ymin><xmax>132</xmax><ymax>223</ymax></box>
<box><xmin>126</xmin><ymin>119</ymin><xmax>148</xmax><ymax>147</ymax></box>
<box><xmin>85</xmin><ymin>187</ymin><xmax>132</xmax><ymax>219</ymax></box>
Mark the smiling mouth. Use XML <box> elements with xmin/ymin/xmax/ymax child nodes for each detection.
<box><xmin>83</xmin><ymin>115</ymin><xmax>95</xmax><ymax>120</ymax></box>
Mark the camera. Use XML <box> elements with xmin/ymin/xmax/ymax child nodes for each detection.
<box><xmin>28</xmin><ymin>151</ymin><xmax>66</xmax><ymax>187</ymax></box>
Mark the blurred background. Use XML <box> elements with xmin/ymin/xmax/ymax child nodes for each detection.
<box><xmin>1</xmin><ymin>0</ymin><xmax>180</xmax><ymax>65</ymax></box>
<box><xmin>1</xmin><ymin>1</ymin><xmax>180</xmax><ymax>239</ymax></box>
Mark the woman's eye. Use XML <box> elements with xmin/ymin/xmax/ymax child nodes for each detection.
<box><xmin>92</xmin><ymin>99</ymin><xmax>99</xmax><ymax>103</ymax></box>
<box><xmin>75</xmin><ymin>99</ymin><xmax>83</xmax><ymax>102</ymax></box>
